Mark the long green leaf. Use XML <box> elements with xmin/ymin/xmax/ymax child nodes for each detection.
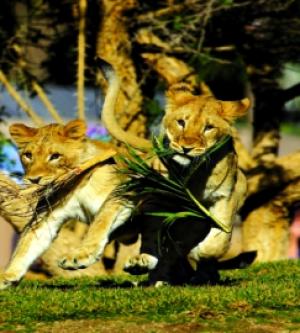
<box><xmin>185</xmin><ymin>188</ymin><xmax>231</xmax><ymax>233</ymax></box>
<box><xmin>115</xmin><ymin>134</ymin><xmax>233</xmax><ymax>239</ymax></box>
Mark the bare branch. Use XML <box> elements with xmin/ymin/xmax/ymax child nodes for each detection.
<box><xmin>31</xmin><ymin>82</ymin><xmax>63</xmax><ymax>123</ymax></box>
<box><xmin>281</xmin><ymin>82</ymin><xmax>300</xmax><ymax>103</ymax></box>
<box><xmin>197</xmin><ymin>0</ymin><xmax>215</xmax><ymax>53</ymax></box>
<box><xmin>0</xmin><ymin>70</ymin><xmax>44</xmax><ymax>126</ymax></box>
<box><xmin>136</xmin><ymin>1</ymin><xmax>202</xmax><ymax>22</ymax></box>
<box><xmin>77</xmin><ymin>0</ymin><xmax>87</xmax><ymax>120</ymax></box>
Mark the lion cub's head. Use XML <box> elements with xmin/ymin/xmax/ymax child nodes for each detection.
<box><xmin>163</xmin><ymin>83</ymin><xmax>250</xmax><ymax>157</ymax></box>
<box><xmin>9</xmin><ymin>119</ymin><xmax>88</xmax><ymax>185</ymax></box>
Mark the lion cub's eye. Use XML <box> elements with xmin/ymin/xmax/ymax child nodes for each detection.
<box><xmin>177</xmin><ymin>119</ymin><xmax>186</xmax><ymax>128</ymax></box>
<box><xmin>49</xmin><ymin>153</ymin><xmax>61</xmax><ymax>161</ymax></box>
<box><xmin>23</xmin><ymin>152</ymin><xmax>32</xmax><ymax>160</ymax></box>
<box><xmin>204</xmin><ymin>124</ymin><xmax>214</xmax><ymax>132</ymax></box>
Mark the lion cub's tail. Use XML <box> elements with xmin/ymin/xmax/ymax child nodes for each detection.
<box><xmin>217</xmin><ymin>251</ymin><xmax>257</xmax><ymax>270</ymax></box>
<box><xmin>96</xmin><ymin>58</ymin><xmax>151</xmax><ymax>150</ymax></box>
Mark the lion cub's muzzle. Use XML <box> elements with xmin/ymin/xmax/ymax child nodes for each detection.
<box><xmin>24</xmin><ymin>175</ymin><xmax>56</xmax><ymax>186</ymax></box>
<box><xmin>27</xmin><ymin>176</ymin><xmax>42</xmax><ymax>184</ymax></box>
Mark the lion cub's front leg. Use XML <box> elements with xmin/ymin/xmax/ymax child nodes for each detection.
<box><xmin>58</xmin><ymin>199</ymin><xmax>133</xmax><ymax>270</ymax></box>
<box><xmin>188</xmin><ymin>172</ymin><xmax>247</xmax><ymax>263</ymax></box>
<box><xmin>0</xmin><ymin>216</ymin><xmax>63</xmax><ymax>290</ymax></box>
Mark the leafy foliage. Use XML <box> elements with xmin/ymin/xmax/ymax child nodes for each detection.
<box><xmin>116</xmin><ymin>135</ymin><xmax>233</xmax><ymax>233</ymax></box>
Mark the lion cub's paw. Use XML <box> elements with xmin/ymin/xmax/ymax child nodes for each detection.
<box><xmin>154</xmin><ymin>280</ymin><xmax>169</xmax><ymax>288</ymax></box>
<box><xmin>0</xmin><ymin>273</ymin><xmax>19</xmax><ymax>290</ymax></box>
<box><xmin>58</xmin><ymin>249</ymin><xmax>98</xmax><ymax>270</ymax></box>
<box><xmin>124</xmin><ymin>253</ymin><xmax>158</xmax><ymax>275</ymax></box>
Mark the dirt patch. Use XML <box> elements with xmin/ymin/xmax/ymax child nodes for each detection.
<box><xmin>36</xmin><ymin>319</ymin><xmax>204</xmax><ymax>333</ymax></box>
<box><xmin>228</xmin><ymin>319</ymin><xmax>299</xmax><ymax>333</ymax></box>
<box><xmin>1</xmin><ymin>318</ymin><xmax>299</xmax><ymax>333</ymax></box>
<box><xmin>33</xmin><ymin>318</ymin><xmax>300</xmax><ymax>333</ymax></box>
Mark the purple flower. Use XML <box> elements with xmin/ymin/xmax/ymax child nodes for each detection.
<box><xmin>87</xmin><ymin>124</ymin><xmax>111</xmax><ymax>142</ymax></box>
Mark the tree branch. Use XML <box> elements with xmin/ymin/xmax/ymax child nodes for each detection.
<box><xmin>0</xmin><ymin>70</ymin><xmax>44</xmax><ymax>126</ymax></box>
<box><xmin>281</xmin><ymin>82</ymin><xmax>300</xmax><ymax>103</ymax></box>
<box><xmin>77</xmin><ymin>0</ymin><xmax>87</xmax><ymax>120</ymax></box>
<box><xmin>96</xmin><ymin>0</ymin><xmax>146</xmax><ymax>137</ymax></box>
<box><xmin>136</xmin><ymin>1</ymin><xmax>202</xmax><ymax>22</ymax></box>
<box><xmin>31</xmin><ymin>82</ymin><xmax>63</xmax><ymax>123</ymax></box>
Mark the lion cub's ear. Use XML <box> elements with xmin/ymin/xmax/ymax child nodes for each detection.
<box><xmin>220</xmin><ymin>98</ymin><xmax>250</xmax><ymax>122</ymax></box>
<box><xmin>63</xmin><ymin>119</ymin><xmax>87</xmax><ymax>139</ymax></box>
<box><xmin>199</xmin><ymin>82</ymin><xmax>213</xmax><ymax>96</ymax></box>
<box><xmin>9</xmin><ymin>123</ymin><xmax>38</xmax><ymax>147</ymax></box>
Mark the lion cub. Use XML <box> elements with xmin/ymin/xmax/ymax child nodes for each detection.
<box><xmin>0</xmin><ymin>120</ymin><xmax>132</xmax><ymax>289</ymax></box>
<box><xmin>83</xmin><ymin>59</ymin><xmax>251</xmax><ymax>283</ymax></box>
<box><xmin>158</xmin><ymin>83</ymin><xmax>249</xmax><ymax>281</ymax></box>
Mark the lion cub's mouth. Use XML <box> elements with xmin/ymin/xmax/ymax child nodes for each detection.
<box><xmin>162</xmin><ymin>135</ymin><xmax>207</xmax><ymax>166</ymax></box>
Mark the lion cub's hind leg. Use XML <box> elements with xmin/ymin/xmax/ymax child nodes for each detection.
<box><xmin>125</xmin><ymin>217</ymin><xmax>211</xmax><ymax>286</ymax></box>
<box><xmin>124</xmin><ymin>253</ymin><xmax>159</xmax><ymax>275</ymax></box>
<box><xmin>123</xmin><ymin>215</ymin><xmax>162</xmax><ymax>275</ymax></box>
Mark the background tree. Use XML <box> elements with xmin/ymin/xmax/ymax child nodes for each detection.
<box><xmin>1</xmin><ymin>0</ymin><xmax>300</xmax><ymax>262</ymax></box>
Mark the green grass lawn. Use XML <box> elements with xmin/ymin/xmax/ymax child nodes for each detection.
<box><xmin>0</xmin><ymin>260</ymin><xmax>299</xmax><ymax>333</ymax></box>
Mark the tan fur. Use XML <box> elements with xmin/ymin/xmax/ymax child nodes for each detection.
<box><xmin>100</xmin><ymin>62</ymin><xmax>250</xmax><ymax>277</ymax></box>
<box><xmin>0</xmin><ymin>172</ymin><xmax>107</xmax><ymax>278</ymax></box>
<box><xmin>9</xmin><ymin>120</ymin><xmax>114</xmax><ymax>185</ymax></box>
<box><xmin>163</xmin><ymin>84</ymin><xmax>250</xmax><ymax>265</ymax></box>
<box><xmin>100</xmin><ymin>63</ymin><xmax>151</xmax><ymax>150</ymax></box>
<box><xmin>124</xmin><ymin>84</ymin><xmax>250</xmax><ymax>277</ymax></box>
<box><xmin>0</xmin><ymin>120</ymin><xmax>134</xmax><ymax>289</ymax></box>
<box><xmin>0</xmin><ymin>64</ymin><xmax>250</xmax><ymax>288</ymax></box>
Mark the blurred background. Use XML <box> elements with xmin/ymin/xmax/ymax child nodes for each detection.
<box><xmin>1</xmin><ymin>0</ymin><xmax>300</xmax><ymax>271</ymax></box>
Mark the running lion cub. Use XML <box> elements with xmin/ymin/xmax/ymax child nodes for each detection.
<box><xmin>97</xmin><ymin>61</ymin><xmax>251</xmax><ymax>282</ymax></box>
<box><xmin>164</xmin><ymin>83</ymin><xmax>249</xmax><ymax>270</ymax></box>
<box><xmin>0</xmin><ymin>119</ymin><xmax>133</xmax><ymax>289</ymax></box>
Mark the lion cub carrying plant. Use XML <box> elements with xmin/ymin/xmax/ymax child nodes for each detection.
<box><xmin>98</xmin><ymin>60</ymin><xmax>251</xmax><ymax>282</ymax></box>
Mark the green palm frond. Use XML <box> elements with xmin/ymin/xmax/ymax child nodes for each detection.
<box><xmin>115</xmin><ymin>135</ymin><xmax>233</xmax><ymax>233</ymax></box>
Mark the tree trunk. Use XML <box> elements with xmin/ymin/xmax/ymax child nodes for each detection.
<box><xmin>238</xmin><ymin>69</ymin><xmax>300</xmax><ymax>261</ymax></box>
<box><xmin>96</xmin><ymin>0</ymin><xmax>146</xmax><ymax>138</ymax></box>
<box><xmin>242</xmin><ymin>201</ymin><xmax>290</xmax><ymax>261</ymax></box>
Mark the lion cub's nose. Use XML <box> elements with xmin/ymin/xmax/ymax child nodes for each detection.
<box><xmin>28</xmin><ymin>176</ymin><xmax>42</xmax><ymax>184</ymax></box>
<box><xmin>183</xmin><ymin>147</ymin><xmax>192</xmax><ymax>154</ymax></box>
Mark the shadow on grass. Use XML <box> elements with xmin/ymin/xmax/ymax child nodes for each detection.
<box><xmin>35</xmin><ymin>276</ymin><xmax>242</xmax><ymax>290</ymax></box>
<box><xmin>36</xmin><ymin>279</ymin><xmax>138</xmax><ymax>290</ymax></box>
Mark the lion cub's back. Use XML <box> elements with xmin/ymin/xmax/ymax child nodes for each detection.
<box><xmin>75</xmin><ymin>164</ymin><xmax>120</xmax><ymax>216</ymax></box>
